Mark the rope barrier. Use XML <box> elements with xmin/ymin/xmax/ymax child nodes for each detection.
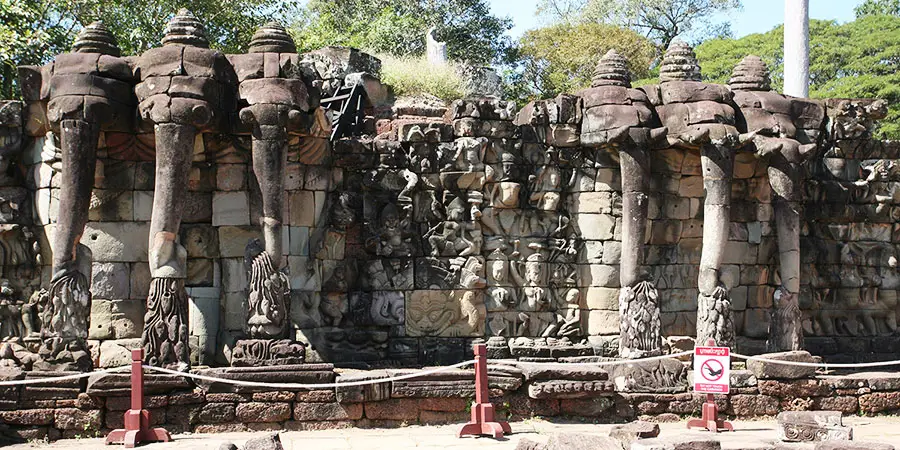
<box><xmin>540</xmin><ymin>350</ymin><xmax>695</xmax><ymax>366</ymax></box>
<box><xmin>141</xmin><ymin>360</ymin><xmax>476</xmax><ymax>389</ymax></box>
<box><xmin>731</xmin><ymin>352</ymin><xmax>900</xmax><ymax>369</ymax></box>
<box><xmin>0</xmin><ymin>365</ymin><xmax>130</xmax><ymax>386</ymax></box>
<box><xmin>9</xmin><ymin>348</ymin><xmax>900</xmax><ymax>389</ymax></box>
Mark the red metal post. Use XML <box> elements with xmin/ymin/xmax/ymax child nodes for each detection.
<box><xmin>686</xmin><ymin>339</ymin><xmax>734</xmax><ymax>433</ymax></box>
<box><xmin>105</xmin><ymin>349</ymin><xmax>172</xmax><ymax>447</ymax></box>
<box><xmin>458</xmin><ymin>343</ymin><xmax>511</xmax><ymax>439</ymax></box>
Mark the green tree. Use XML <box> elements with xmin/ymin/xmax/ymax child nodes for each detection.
<box><xmin>696</xmin><ymin>15</ymin><xmax>900</xmax><ymax>138</ymax></box>
<box><xmin>0</xmin><ymin>0</ymin><xmax>82</xmax><ymax>98</ymax></box>
<box><xmin>292</xmin><ymin>0</ymin><xmax>512</xmax><ymax>65</ymax></box>
<box><xmin>855</xmin><ymin>0</ymin><xmax>900</xmax><ymax>17</ymax></box>
<box><xmin>505</xmin><ymin>22</ymin><xmax>656</xmax><ymax>103</ymax></box>
<box><xmin>537</xmin><ymin>0</ymin><xmax>741</xmax><ymax>49</ymax></box>
<box><xmin>1</xmin><ymin>0</ymin><xmax>296</xmax><ymax>98</ymax></box>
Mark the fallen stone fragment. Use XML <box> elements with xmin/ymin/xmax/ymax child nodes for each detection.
<box><xmin>544</xmin><ymin>432</ymin><xmax>622</xmax><ymax>450</ymax></box>
<box><xmin>747</xmin><ymin>351</ymin><xmax>816</xmax><ymax>380</ymax></box>
<box><xmin>218</xmin><ymin>444</ymin><xmax>238</xmax><ymax>450</ymax></box>
<box><xmin>514</xmin><ymin>438</ymin><xmax>546</xmax><ymax>450</ymax></box>
<box><xmin>630</xmin><ymin>436</ymin><xmax>722</xmax><ymax>450</ymax></box>
<box><xmin>777</xmin><ymin>411</ymin><xmax>852</xmax><ymax>442</ymax></box>
<box><xmin>243</xmin><ymin>433</ymin><xmax>284</xmax><ymax>450</ymax></box>
<box><xmin>610</xmin><ymin>420</ymin><xmax>661</xmax><ymax>446</ymax></box>
<box><xmin>814</xmin><ymin>442</ymin><xmax>895</xmax><ymax>450</ymax></box>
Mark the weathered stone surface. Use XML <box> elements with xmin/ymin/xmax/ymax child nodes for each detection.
<box><xmin>363</xmin><ymin>399</ymin><xmax>419</xmax><ymax>421</ymax></box>
<box><xmin>243</xmin><ymin>433</ymin><xmax>285</xmax><ymax>450</ymax></box>
<box><xmin>814</xmin><ymin>443</ymin><xmax>895</xmax><ymax>450</ymax></box>
<box><xmin>235</xmin><ymin>402</ymin><xmax>291</xmax><ymax>423</ymax></box>
<box><xmin>777</xmin><ymin>411</ymin><xmax>852</xmax><ymax>442</ymax></box>
<box><xmin>527</xmin><ymin>380</ymin><xmax>615</xmax><ymax>399</ymax></box>
<box><xmin>543</xmin><ymin>432</ymin><xmax>622</xmax><ymax>450</ymax></box>
<box><xmin>747</xmin><ymin>351</ymin><xmax>817</xmax><ymax>380</ymax></box>
<box><xmin>293</xmin><ymin>402</ymin><xmax>362</xmax><ymax>421</ymax></box>
<box><xmin>609</xmin><ymin>420</ymin><xmax>660</xmax><ymax>446</ymax></box>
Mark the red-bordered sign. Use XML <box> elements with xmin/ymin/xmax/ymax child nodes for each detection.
<box><xmin>693</xmin><ymin>346</ymin><xmax>730</xmax><ymax>394</ymax></box>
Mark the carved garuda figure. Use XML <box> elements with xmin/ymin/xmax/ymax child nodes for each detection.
<box><xmin>580</xmin><ymin>50</ymin><xmax>667</xmax><ymax>358</ymax></box>
<box><xmin>39</xmin><ymin>22</ymin><xmax>135</xmax><ymax>371</ymax></box>
<box><xmin>647</xmin><ymin>41</ymin><xmax>753</xmax><ymax>349</ymax></box>
<box><xmin>729</xmin><ymin>55</ymin><xmax>824</xmax><ymax>352</ymax></box>
<box><xmin>135</xmin><ymin>10</ymin><xmax>233</xmax><ymax>369</ymax></box>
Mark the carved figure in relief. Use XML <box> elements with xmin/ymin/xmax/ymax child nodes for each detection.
<box><xmin>486</xmin><ymin>249</ymin><xmax>517</xmax><ymax>310</ymax></box>
<box><xmin>426</xmin><ymin>197</ymin><xmax>481</xmax><ymax>257</ymax></box>
<box><xmin>528</xmin><ymin>148</ymin><xmax>563</xmax><ymax>211</ymax></box>
<box><xmin>510</xmin><ymin>248</ymin><xmax>551</xmax><ymax>312</ymax></box>
<box><xmin>371</xmin><ymin>203</ymin><xmax>414</xmax><ymax>257</ymax></box>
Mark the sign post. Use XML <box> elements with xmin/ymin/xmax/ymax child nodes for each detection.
<box><xmin>687</xmin><ymin>339</ymin><xmax>734</xmax><ymax>433</ymax></box>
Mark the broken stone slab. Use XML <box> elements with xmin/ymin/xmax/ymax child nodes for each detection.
<box><xmin>514</xmin><ymin>438</ymin><xmax>546</xmax><ymax>450</ymax></box>
<box><xmin>747</xmin><ymin>351</ymin><xmax>817</xmax><ymax>380</ymax></box>
<box><xmin>243</xmin><ymin>432</ymin><xmax>284</xmax><ymax>450</ymax></box>
<box><xmin>385</xmin><ymin>366</ymin><xmax>523</xmax><ymax>397</ymax></box>
<box><xmin>87</xmin><ymin>371</ymin><xmax>192</xmax><ymax>396</ymax></box>
<box><xmin>630</xmin><ymin>436</ymin><xmax>722</xmax><ymax>450</ymax></box>
<box><xmin>334</xmin><ymin>370</ymin><xmax>391</xmax><ymax>403</ymax></box>
<box><xmin>527</xmin><ymin>379</ymin><xmax>615</xmax><ymax>399</ymax></box>
<box><xmin>543</xmin><ymin>432</ymin><xmax>621</xmax><ymax>450</ymax></box>
<box><xmin>778</xmin><ymin>411</ymin><xmax>852</xmax><ymax>442</ymax></box>
<box><xmin>194</xmin><ymin>364</ymin><xmax>336</xmax><ymax>393</ymax></box>
<box><xmin>606</xmin><ymin>357</ymin><xmax>689</xmax><ymax>393</ymax></box>
<box><xmin>814</xmin><ymin>443</ymin><xmax>895</xmax><ymax>450</ymax></box>
<box><xmin>610</xmin><ymin>421</ymin><xmax>661</xmax><ymax>447</ymax></box>
<box><xmin>510</xmin><ymin>361</ymin><xmax>609</xmax><ymax>382</ymax></box>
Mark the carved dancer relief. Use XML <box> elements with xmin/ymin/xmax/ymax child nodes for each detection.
<box><xmin>729</xmin><ymin>56</ymin><xmax>822</xmax><ymax>352</ymax></box>
<box><xmin>38</xmin><ymin>22</ymin><xmax>134</xmax><ymax>371</ymax></box>
<box><xmin>651</xmin><ymin>41</ymin><xmax>751</xmax><ymax>349</ymax></box>
<box><xmin>231</xmin><ymin>23</ymin><xmax>313</xmax><ymax>352</ymax></box>
<box><xmin>580</xmin><ymin>50</ymin><xmax>667</xmax><ymax>358</ymax></box>
<box><xmin>136</xmin><ymin>10</ymin><xmax>229</xmax><ymax>369</ymax></box>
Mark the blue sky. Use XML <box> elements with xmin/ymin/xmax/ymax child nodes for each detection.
<box><xmin>490</xmin><ymin>0</ymin><xmax>867</xmax><ymax>40</ymax></box>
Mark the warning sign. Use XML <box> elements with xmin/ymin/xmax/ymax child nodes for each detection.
<box><xmin>693</xmin><ymin>346</ymin><xmax>730</xmax><ymax>394</ymax></box>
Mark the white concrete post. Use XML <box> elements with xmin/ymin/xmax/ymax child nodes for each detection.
<box><xmin>784</xmin><ymin>0</ymin><xmax>810</xmax><ymax>97</ymax></box>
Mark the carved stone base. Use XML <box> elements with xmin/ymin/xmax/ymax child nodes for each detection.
<box><xmin>36</xmin><ymin>272</ymin><xmax>92</xmax><ymax>372</ymax></box>
<box><xmin>606</xmin><ymin>357</ymin><xmax>689</xmax><ymax>393</ymax></box>
<box><xmin>618</xmin><ymin>280</ymin><xmax>662</xmax><ymax>358</ymax></box>
<box><xmin>33</xmin><ymin>337</ymin><xmax>92</xmax><ymax>372</ymax></box>
<box><xmin>246</xmin><ymin>245</ymin><xmax>290</xmax><ymax>339</ymax></box>
<box><xmin>231</xmin><ymin>339</ymin><xmax>306</xmax><ymax>367</ymax></box>
<box><xmin>777</xmin><ymin>411</ymin><xmax>852</xmax><ymax>442</ymax></box>
<box><xmin>696</xmin><ymin>286</ymin><xmax>735</xmax><ymax>349</ymax></box>
<box><xmin>767</xmin><ymin>287</ymin><xmax>804</xmax><ymax>352</ymax></box>
<box><xmin>142</xmin><ymin>278</ymin><xmax>190</xmax><ymax>370</ymax></box>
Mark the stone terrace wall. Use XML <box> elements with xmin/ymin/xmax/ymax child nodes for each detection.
<box><xmin>0</xmin><ymin>45</ymin><xmax>898</xmax><ymax>368</ymax></box>
<box><xmin>2</xmin><ymin>361</ymin><xmax>900</xmax><ymax>441</ymax></box>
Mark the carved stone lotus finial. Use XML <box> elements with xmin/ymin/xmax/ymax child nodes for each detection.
<box><xmin>592</xmin><ymin>49</ymin><xmax>631</xmax><ymax>88</ymax></box>
<box><xmin>161</xmin><ymin>9</ymin><xmax>209</xmax><ymax>48</ymax></box>
<box><xmin>729</xmin><ymin>55</ymin><xmax>772</xmax><ymax>91</ymax></box>
<box><xmin>249</xmin><ymin>22</ymin><xmax>297</xmax><ymax>54</ymax></box>
<box><xmin>72</xmin><ymin>21</ymin><xmax>120</xmax><ymax>56</ymax></box>
<box><xmin>660</xmin><ymin>40</ymin><xmax>701</xmax><ymax>83</ymax></box>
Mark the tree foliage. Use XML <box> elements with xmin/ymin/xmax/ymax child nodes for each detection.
<box><xmin>291</xmin><ymin>0</ymin><xmax>512</xmax><ymax>65</ymax></box>
<box><xmin>696</xmin><ymin>15</ymin><xmax>900</xmax><ymax>138</ymax></box>
<box><xmin>537</xmin><ymin>0</ymin><xmax>741</xmax><ymax>49</ymax></box>
<box><xmin>1</xmin><ymin>0</ymin><xmax>296</xmax><ymax>98</ymax></box>
<box><xmin>855</xmin><ymin>0</ymin><xmax>900</xmax><ymax>17</ymax></box>
<box><xmin>504</xmin><ymin>22</ymin><xmax>656</xmax><ymax>103</ymax></box>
